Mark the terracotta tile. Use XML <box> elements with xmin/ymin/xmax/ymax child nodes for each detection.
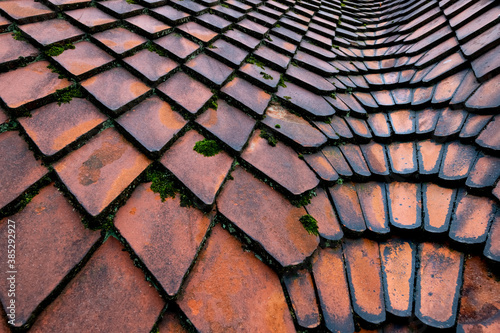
<box><xmin>151</xmin><ymin>5</ymin><xmax>190</xmax><ymax>24</ymax></box>
<box><xmin>460</xmin><ymin>23</ymin><xmax>500</xmax><ymax>59</ymax></box>
<box><xmin>449</xmin><ymin>190</ymin><xmax>496</xmax><ymax>244</ymax></box>
<box><xmin>285</xmin><ymin>65</ymin><xmax>335</xmax><ymax>94</ymax></box>
<box><xmin>254</xmin><ymin>45</ymin><xmax>290</xmax><ymax>70</ymax></box>
<box><xmin>223</xmin><ymin>28</ymin><xmax>260</xmax><ymax>50</ymax></box>
<box><xmin>345</xmin><ymin>117</ymin><xmax>372</xmax><ymax>141</ymax></box>
<box><xmin>283</xmin><ymin>269</ymin><xmax>320</xmax><ymax>328</ymax></box>
<box><xmin>0</xmin><ymin>15</ymin><xmax>9</xmax><ymax>32</ymax></box>
<box><xmin>380</xmin><ymin>239</ymin><xmax>416</xmax><ymax>317</ymax></box>
<box><xmin>466</xmin><ymin>153</ymin><xmax>500</xmax><ymax>189</ymax></box>
<box><xmin>343</xmin><ymin>238</ymin><xmax>385</xmax><ymax>324</ymax></box>
<box><xmin>0</xmin><ymin>107</ymin><xmax>7</xmax><ymax>125</ymax></box>
<box><xmin>172</xmin><ymin>0</ymin><xmax>207</xmax><ymax>15</ymax></box>
<box><xmin>66</xmin><ymin>7</ymin><xmax>117</xmax><ymax>32</ymax></box>
<box><xmin>206</xmin><ymin>39</ymin><xmax>248</xmax><ymax>67</ymax></box>
<box><xmin>371</xmin><ymin>90</ymin><xmax>395</xmax><ymax>107</ymax></box>
<box><xmin>387</xmin><ymin>182</ymin><xmax>421</xmax><ymax>229</ymax></box>
<box><xmin>241</xmin><ymin>129</ymin><xmax>318</xmax><ymax>196</ymax></box>
<box><xmin>177</xmin><ymin>224</ymin><xmax>295</xmax><ymax>331</ymax></box>
<box><xmin>0</xmin><ymin>184</ymin><xmax>100</xmax><ymax>327</ymax></box>
<box><xmin>415</xmin><ymin>242</ymin><xmax>463</xmax><ymax>328</ymax></box>
<box><xmin>0</xmin><ymin>32</ymin><xmax>38</xmax><ymax>69</ymax></box>
<box><xmin>329</xmin><ymin>116</ymin><xmax>354</xmax><ymax>140</ymax></box>
<box><xmin>0</xmin><ymin>1</ymin><xmax>55</xmax><ymax>24</ymax></box>
<box><xmin>157</xmin><ymin>72</ymin><xmax>212</xmax><ymax>115</ymax></box>
<box><xmin>125</xmin><ymin>14</ymin><xmax>171</xmax><ymax>39</ymax></box>
<box><xmin>322</xmin><ymin>146</ymin><xmax>353</xmax><ymax>177</ymax></box>
<box><xmin>116</xmin><ymin>96</ymin><xmax>186</xmax><ymax>153</ymax></box>
<box><xmin>339</xmin><ymin>144</ymin><xmax>371</xmax><ymax>178</ymax></box>
<box><xmin>471</xmin><ymin>43</ymin><xmax>500</xmax><ymax>81</ymax></box>
<box><xmin>197</xmin><ymin>13</ymin><xmax>231</xmax><ymax>32</ymax></box>
<box><xmin>388</xmin><ymin>142</ymin><xmax>417</xmax><ymax>176</ymax></box>
<box><xmin>434</xmin><ymin>108</ymin><xmax>467</xmax><ymax>138</ymax></box>
<box><xmin>411</xmin><ymin>86</ymin><xmax>434</xmax><ymax>106</ymax></box>
<box><xmin>81</xmin><ymin>68</ymin><xmax>150</xmax><ymax>115</ymax></box>
<box><xmin>439</xmin><ymin>141</ymin><xmax>478</xmax><ymax>181</ymax></box>
<box><xmin>0</xmin><ymin>61</ymin><xmax>70</xmax><ymax>111</ymax></box>
<box><xmin>476</xmin><ymin>115</ymin><xmax>500</xmax><ymax>151</ymax></box>
<box><xmin>277</xmin><ymin>82</ymin><xmax>335</xmax><ymax>117</ymax></box>
<box><xmin>422</xmin><ymin>183</ymin><xmax>456</xmax><ymax>233</ymax></box>
<box><xmin>178</xmin><ymin>21</ymin><xmax>217</xmax><ymax>44</ymax></box>
<box><xmin>123</xmin><ymin>49</ymin><xmax>177</xmax><ymax>85</ymax></box>
<box><xmin>450</xmin><ymin>69</ymin><xmax>480</xmax><ymax>107</ymax></box>
<box><xmin>417</xmin><ymin>139</ymin><xmax>444</xmax><ymax>175</ymax></box>
<box><xmin>97</xmin><ymin>0</ymin><xmax>144</xmax><ymax>19</ymax></box>
<box><xmin>262</xmin><ymin>103</ymin><xmax>327</xmax><ymax>148</ymax></box>
<box><xmin>221</xmin><ymin>77</ymin><xmax>270</xmax><ymax>116</ymax></box>
<box><xmin>356</xmin><ymin>182</ymin><xmax>390</xmax><ymax>234</ymax></box>
<box><xmin>20</xmin><ymin>19</ymin><xmax>84</xmax><ymax>47</ymax></box>
<box><xmin>388</xmin><ymin>110</ymin><xmax>415</xmax><ymax>136</ymax></box>
<box><xmin>115</xmin><ymin>182</ymin><xmax>211</xmax><ymax>295</ymax></box>
<box><xmin>92</xmin><ymin>27</ymin><xmax>147</xmax><ymax>57</ymax></box>
<box><xmin>47</xmin><ymin>0</ymin><xmax>92</xmax><ymax>9</ymax></box>
<box><xmin>303</xmin><ymin>152</ymin><xmax>339</xmax><ymax>183</ymax></box>
<box><xmin>354</xmin><ymin>91</ymin><xmax>379</xmax><ymax>109</ymax></box>
<box><xmin>484</xmin><ymin>213</ymin><xmax>500</xmax><ymax>261</ymax></box>
<box><xmin>416</xmin><ymin>108</ymin><xmax>440</xmax><ymax>134</ymax></box>
<box><xmin>460</xmin><ymin>114</ymin><xmax>493</xmax><ymax>139</ymax></box>
<box><xmin>238</xmin><ymin>62</ymin><xmax>280</xmax><ymax>90</ymax></box>
<box><xmin>367</xmin><ymin>113</ymin><xmax>391</xmax><ymax>139</ymax></box>
<box><xmin>337</xmin><ymin>93</ymin><xmax>367</xmax><ymax>117</ymax></box>
<box><xmin>0</xmin><ymin>131</ymin><xmax>48</xmax><ymax>210</ymax></box>
<box><xmin>432</xmin><ymin>69</ymin><xmax>468</xmax><ymax>105</ymax></box>
<box><xmin>360</xmin><ymin>142</ymin><xmax>390</xmax><ymax>176</ymax></box>
<box><xmin>155</xmin><ymin>33</ymin><xmax>200</xmax><ymax>61</ymax></box>
<box><xmin>313</xmin><ymin>120</ymin><xmax>339</xmax><ymax>140</ymax></box>
<box><xmin>195</xmin><ymin>100</ymin><xmax>255</xmax><ymax>152</ymax></box>
<box><xmin>311</xmin><ymin>247</ymin><xmax>355</xmax><ymax>333</ymax></box>
<box><xmin>391</xmin><ymin>88</ymin><xmax>412</xmax><ymax>105</ymax></box>
<box><xmin>465</xmin><ymin>74</ymin><xmax>500</xmax><ymax>112</ymax></box>
<box><xmin>160</xmin><ymin>130</ymin><xmax>232</xmax><ymax>206</ymax></box>
<box><xmin>186</xmin><ymin>53</ymin><xmax>233</xmax><ymax>87</ymax></box>
<box><xmin>19</xmin><ymin>99</ymin><xmax>106</xmax><ymax>157</ymax></box>
<box><xmin>305</xmin><ymin>187</ymin><xmax>343</xmax><ymax>240</ymax></box>
<box><xmin>457</xmin><ymin>255</ymin><xmax>500</xmax><ymax>329</ymax></box>
<box><xmin>54</xmin><ymin>128</ymin><xmax>150</xmax><ymax>216</ymax></box>
<box><xmin>158</xmin><ymin>311</ymin><xmax>189</xmax><ymax>333</ymax></box>
<box><xmin>52</xmin><ymin>41</ymin><xmax>114</xmax><ymax>80</ymax></box>
<box><xmin>30</xmin><ymin>237</ymin><xmax>164</xmax><ymax>332</ymax></box>
<box><xmin>329</xmin><ymin>182</ymin><xmax>366</xmax><ymax>233</ymax></box>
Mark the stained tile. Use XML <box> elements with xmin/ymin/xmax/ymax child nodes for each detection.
<box><xmin>54</xmin><ymin>128</ymin><xmax>150</xmax><ymax>216</ymax></box>
<box><xmin>155</xmin><ymin>33</ymin><xmax>200</xmax><ymax>61</ymax></box>
<box><xmin>329</xmin><ymin>182</ymin><xmax>366</xmax><ymax>233</ymax></box>
<box><xmin>466</xmin><ymin>153</ymin><xmax>500</xmax><ymax>189</ymax></box>
<box><xmin>339</xmin><ymin>144</ymin><xmax>371</xmax><ymax>178</ymax></box>
<box><xmin>416</xmin><ymin>242</ymin><xmax>463</xmax><ymax>328</ymax></box>
<box><xmin>0</xmin><ymin>32</ymin><xmax>38</xmax><ymax>69</ymax></box>
<box><xmin>81</xmin><ymin>68</ymin><xmax>150</xmax><ymax>115</ymax></box>
<box><xmin>52</xmin><ymin>41</ymin><xmax>114</xmax><ymax>80</ymax></box>
<box><xmin>221</xmin><ymin>77</ymin><xmax>270</xmax><ymax>116</ymax></box>
<box><xmin>471</xmin><ymin>44</ymin><xmax>500</xmax><ymax>81</ymax></box>
<box><xmin>311</xmin><ymin>247</ymin><xmax>355</xmax><ymax>333</ymax></box>
<box><xmin>177</xmin><ymin>224</ymin><xmax>296</xmax><ymax>331</ymax></box>
<box><xmin>151</xmin><ymin>5</ymin><xmax>190</xmax><ymax>25</ymax></box>
<box><xmin>92</xmin><ymin>27</ymin><xmax>147</xmax><ymax>57</ymax></box>
<box><xmin>439</xmin><ymin>142</ymin><xmax>477</xmax><ymax>181</ymax></box>
<box><xmin>343</xmin><ymin>238</ymin><xmax>385</xmax><ymax>324</ymax></box>
<box><xmin>19</xmin><ymin>99</ymin><xmax>106</xmax><ymax>157</ymax></box>
<box><xmin>217</xmin><ymin>167</ymin><xmax>318</xmax><ymax>267</ymax></box>
<box><xmin>283</xmin><ymin>269</ymin><xmax>320</xmax><ymax>329</ymax></box>
<box><xmin>417</xmin><ymin>140</ymin><xmax>444</xmax><ymax>175</ymax></box>
<box><xmin>449</xmin><ymin>190</ymin><xmax>496</xmax><ymax>244</ymax></box>
<box><xmin>262</xmin><ymin>103</ymin><xmax>327</xmax><ymax>148</ymax></box>
<box><xmin>20</xmin><ymin>19</ymin><xmax>83</xmax><ymax>47</ymax></box>
<box><xmin>115</xmin><ymin>182</ymin><xmax>211</xmax><ymax>295</ymax></box>
<box><xmin>303</xmin><ymin>152</ymin><xmax>339</xmax><ymax>183</ymax></box>
<box><xmin>360</xmin><ymin>142</ymin><xmax>390</xmax><ymax>177</ymax></box>
<box><xmin>356</xmin><ymin>182</ymin><xmax>390</xmax><ymax>234</ymax></box>
<box><xmin>422</xmin><ymin>183</ymin><xmax>456</xmax><ymax>233</ymax></box>
<box><xmin>196</xmin><ymin>13</ymin><xmax>231</xmax><ymax>32</ymax></box>
<box><xmin>0</xmin><ymin>184</ymin><xmax>100</xmax><ymax>327</ymax></box>
<box><xmin>388</xmin><ymin>142</ymin><xmax>417</xmax><ymax>176</ymax></box>
<box><xmin>157</xmin><ymin>311</ymin><xmax>189</xmax><ymax>333</ymax></box>
<box><xmin>322</xmin><ymin>146</ymin><xmax>353</xmax><ymax>177</ymax></box>
<box><xmin>206</xmin><ymin>39</ymin><xmax>248</xmax><ymax>67</ymax></box>
<box><xmin>66</xmin><ymin>7</ymin><xmax>117</xmax><ymax>32</ymax></box>
<box><xmin>30</xmin><ymin>237</ymin><xmax>164</xmax><ymax>332</ymax></box>
<box><xmin>157</xmin><ymin>72</ymin><xmax>212</xmax><ymax>115</ymax></box>
<box><xmin>123</xmin><ymin>49</ymin><xmax>178</xmax><ymax>85</ymax></box>
<box><xmin>97</xmin><ymin>0</ymin><xmax>144</xmax><ymax>19</ymax></box>
<box><xmin>0</xmin><ymin>1</ymin><xmax>55</xmax><ymax>24</ymax></box>
<box><xmin>254</xmin><ymin>45</ymin><xmax>290</xmax><ymax>70</ymax></box>
<box><xmin>241</xmin><ymin>129</ymin><xmax>319</xmax><ymax>196</ymax></box>
<box><xmin>367</xmin><ymin>113</ymin><xmax>391</xmax><ymax>139</ymax></box>
<box><xmin>0</xmin><ymin>61</ymin><xmax>70</xmax><ymax>111</ymax></box>
<box><xmin>125</xmin><ymin>14</ymin><xmax>171</xmax><ymax>39</ymax></box>
<box><xmin>387</xmin><ymin>182</ymin><xmax>421</xmax><ymax>230</ymax></box>
<box><xmin>285</xmin><ymin>65</ymin><xmax>335</xmax><ymax>94</ymax></box>
<box><xmin>223</xmin><ymin>28</ymin><xmax>260</xmax><ymax>50</ymax></box>
<box><xmin>238</xmin><ymin>62</ymin><xmax>280</xmax><ymax>90</ymax></box>
<box><xmin>344</xmin><ymin>117</ymin><xmax>372</xmax><ymax>141</ymax></box>
<box><xmin>388</xmin><ymin>110</ymin><xmax>415</xmax><ymax>136</ymax></box>
<box><xmin>380</xmin><ymin>239</ymin><xmax>416</xmax><ymax>317</ymax></box>
<box><xmin>178</xmin><ymin>21</ymin><xmax>218</xmax><ymax>44</ymax></box>
<box><xmin>116</xmin><ymin>96</ymin><xmax>187</xmax><ymax>153</ymax></box>
<box><xmin>476</xmin><ymin>115</ymin><xmax>500</xmax><ymax>151</ymax></box>
<box><xmin>460</xmin><ymin>114</ymin><xmax>493</xmax><ymax>139</ymax></box>
<box><xmin>432</xmin><ymin>69</ymin><xmax>468</xmax><ymax>105</ymax></box>
<box><xmin>185</xmin><ymin>53</ymin><xmax>233</xmax><ymax>87</ymax></box>
<box><xmin>450</xmin><ymin>69</ymin><xmax>480</xmax><ymax>107</ymax></box>
<box><xmin>160</xmin><ymin>130</ymin><xmax>233</xmax><ymax>206</ymax></box>
<box><xmin>277</xmin><ymin>82</ymin><xmax>335</xmax><ymax>117</ymax></box>
<box><xmin>465</xmin><ymin>74</ymin><xmax>500</xmax><ymax>112</ymax></box>
<box><xmin>484</xmin><ymin>213</ymin><xmax>500</xmax><ymax>262</ymax></box>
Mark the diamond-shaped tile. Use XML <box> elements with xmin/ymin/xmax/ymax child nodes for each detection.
<box><xmin>66</xmin><ymin>7</ymin><xmax>117</xmax><ymax>32</ymax></box>
<box><xmin>155</xmin><ymin>33</ymin><xmax>200</xmax><ymax>61</ymax></box>
<box><xmin>123</xmin><ymin>49</ymin><xmax>178</xmax><ymax>86</ymax></box>
<box><xmin>92</xmin><ymin>27</ymin><xmax>147</xmax><ymax>58</ymax></box>
<box><xmin>0</xmin><ymin>1</ymin><xmax>55</xmax><ymax>24</ymax></box>
<box><xmin>20</xmin><ymin>19</ymin><xmax>84</xmax><ymax>47</ymax></box>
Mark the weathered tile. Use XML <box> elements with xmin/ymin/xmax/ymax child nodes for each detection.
<box><xmin>388</xmin><ymin>110</ymin><xmax>415</xmax><ymax>136</ymax></box>
<box><xmin>157</xmin><ymin>72</ymin><xmax>212</xmax><ymax>115</ymax></box>
<box><xmin>277</xmin><ymin>82</ymin><xmax>335</xmax><ymax>117</ymax></box>
<box><xmin>339</xmin><ymin>144</ymin><xmax>371</xmax><ymax>178</ymax></box>
<box><xmin>81</xmin><ymin>68</ymin><xmax>150</xmax><ymax>115</ymax></box>
<box><xmin>160</xmin><ymin>130</ymin><xmax>232</xmax><ymax>206</ymax></box>
<box><xmin>460</xmin><ymin>114</ymin><xmax>493</xmax><ymax>139</ymax></box>
<box><xmin>115</xmin><ymin>182</ymin><xmax>211</xmax><ymax>295</ymax></box>
<box><xmin>221</xmin><ymin>77</ymin><xmax>270</xmax><ymax>116</ymax></box>
<box><xmin>0</xmin><ymin>61</ymin><xmax>70</xmax><ymax>111</ymax></box>
<box><xmin>422</xmin><ymin>183</ymin><xmax>456</xmax><ymax>233</ymax></box>
<box><xmin>20</xmin><ymin>19</ymin><xmax>83</xmax><ymax>47</ymax></box>
<box><xmin>0</xmin><ymin>184</ymin><xmax>100</xmax><ymax>327</ymax></box>
<box><xmin>241</xmin><ymin>129</ymin><xmax>319</xmax><ymax>196</ymax></box>
<box><xmin>125</xmin><ymin>14</ymin><xmax>171</xmax><ymax>39</ymax></box>
<box><xmin>30</xmin><ymin>237</ymin><xmax>164</xmax><ymax>332</ymax></box>
<box><xmin>206</xmin><ymin>39</ymin><xmax>248</xmax><ymax>67</ymax></box>
<box><xmin>387</xmin><ymin>182</ymin><xmax>422</xmax><ymax>230</ymax></box>
<box><xmin>0</xmin><ymin>131</ymin><xmax>48</xmax><ymax>210</ymax></box>
<box><xmin>116</xmin><ymin>96</ymin><xmax>186</xmax><ymax>153</ymax></box>
<box><xmin>178</xmin><ymin>21</ymin><xmax>218</xmax><ymax>44</ymax></box>
<box><xmin>157</xmin><ymin>311</ymin><xmax>189</xmax><ymax>333</ymax></box>
<box><xmin>238</xmin><ymin>62</ymin><xmax>280</xmax><ymax>90</ymax></box>
<box><xmin>311</xmin><ymin>247</ymin><xmax>355</xmax><ymax>333</ymax></box>
<box><xmin>123</xmin><ymin>49</ymin><xmax>178</xmax><ymax>85</ymax></box>
<box><xmin>92</xmin><ymin>27</ymin><xmax>147</xmax><ymax>57</ymax></box>
<box><xmin>343</xmin><ymin>238</ymin><xmax>385</xmax><ymax>324</ymax></box>
<box><xmin>303</xmin><ymin>152</ymin><xmax>339</xmax><ymax>183</ymax></box>
<box><xmin>185</xmin><ymin>53</ymin><xmax>233</xmax><ymax>87</ymax></box>
<box><xmin>97</xmin><ymin>0</ymin><xmax>144</xmax><ymax>19</ymax></box>
<box><xmin>322</xmin><ymin>146</ymin><xmax>353</xmax><ymax>177</ymax></box>
<box><xmin>0</xmin><ymin>1</ymin><xmax>55</xmax><ymax>24</ymax></box>
<box><xmin>449</xmin><ymin>190</ymin><xmax>496</xmax><ymax>244</ymax></box>
<box><xmin>450</xmin><ymin>69</ymin><xmax>480</xmax><ymax>107</ymax></box>
<box><xmin>155</xmin><ymin>33</ymin><xmax>200</xmax><ymax>61</ymax></box>
<box><xmin>484</xmin><ymin>213</ymin><xmax>500</xmax><ymax>262</ymax></box>
<box><xmin>380</xmin><ymin>239</ymin><xmax>416</xmax><ymax>317</ymax></box>
<box><xmin>19</xmin><ymin>99</ymin><xmax>106</xmax><ymax>157</ymax></box>
<box><xmin>415</xmin><ymin>242</ymin><xmax>463</xmax><ymax>328</ymax></box>
<box><xmin>345</xmin><ymin>117</ymin><xmax>372</xmax><ymax>141</ymax></box>
<box><xmin>283</xmin><ymin>269</ymin><xmax>320</xmax><ymax>328</ymax></box>
<box><xmin>360</xmin><ymin>142</ymin><xmax>390</xmax><ymax>177</ymax></box>
<box><xmin>434</xmin><ymin>108</ymin><xmax>467</xmax><ymax>138</ymax></box>
<box><xmin>476</xmin><ymin>115</ymin><xmax>500</xmax><ymax>151</ymax></box>
<box><xmin>465</xmin><ymin>74</ymin><xmax>500</xmax><ymax>112</ymax></box>
<box><xmin>439</xmin><ymin>142</ymin><xmax>478</xmax><ymax>181</ymax></box>
<box><xmin>151</xmin><ymin>5</ymin><xmax>190</xmax><ymax>24</ymax></box>
<box><xmin>432</xmin><ymin>69</ymin><xmax>468</xmax><ymax>105</ymax></box>
<box><xmin>367</xmin><ymin>113</ymin><xmax>391</xmax><ymax>139</ymax></box>
<box><xmin>177</xmin><ymin>224</ymin><xmax>296</xmax><ymax>331</ymax></box>
<box><xmin>416</xmin><ymin>108</ymin><xmax>440</xmax><ymax>135</ymax></box>
<box><xmin>329</xmin><ymin>183</ymin><xmax>366</xmax><ymax>233</ymax></box>
<box><xmin>305</xmin><ymin>187</ymin><xmax>343</xmax><ymax>240</ymax></box>
<box><xmin>466</xmin><ymin>153</ymin><xmax>500</xmax><ymax>189</ymax></box>
<box><xmin>54</xmin><ymin>128</ymin><xmax>150</xmax><ymax>216</ymax></box>
<box><xmin>388</xmin><ymin>142</ymin><xmax>417</xmax><ymax>176</ymax></box>
<box><xmin>417</xmin><ymin>140</ymin><xmax>444</xmax><ymax>175</ymax></box>
<box><xmin>356</xmin><ymin>182</ymin><xmax>390</xmax><ymax>234</ymax></box>
<box><xmin>0</xmin><ymin>32</ymin><xmax>38</xmax><ymax>69</ymax></box>
<box><xmin>66</xmin><ymin>7</ymin><xmax>117</xmax><ymax>32</ymax></box>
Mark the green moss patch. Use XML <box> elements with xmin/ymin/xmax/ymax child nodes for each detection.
<box><xmin>299</xmin><ymin>214</ymin><xmax>319</xmax><ymax>236</ymax></box>
<box><xmin>193</xmin><ymin>139</ymin><xmax>222</xmax><ymax>157</ymax></box>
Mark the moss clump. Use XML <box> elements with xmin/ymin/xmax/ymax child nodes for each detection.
<box><xmin>147</xmin><ymin>169</ymin><xmax>177</xmax><ymax>201</ymax></box>
<box><xmin>336</xmin><ymin>178</ymin><xmax>344</xmax><ymax>185</ymax></box>
<box><xmin>126</xmin><ymin>0</ymin><xmax>137</xmax><ymax>4</ymax></box>
<box><xmin>45</xmin><ymin>43</ymin><xmax>75</xmax><ymax>57</ymax></box>
<box><xmin>260</xmin><ymin>72</ymin><xmax>273</xmax><ymax>80</ymax></box>
<box><xmin>193</xmin><ymin>139</ymin><xmax>222</xmax><ymax>157</ymax></box>
<box><xmin>275</xmin><ymin>124</ymin><xmax>281</xmax><ymax>129</ymax></box>
<box><xmin>278</xmin><ymin>75</ymin><xmax>287</xmax><ymax>88</ymax></box>
<box><xmin>300</xmin><ymin>214</ymin><xmax>319</xmax><ymax>236</ymax></box>
<box><xmin>259</xmin><ymin>128</ymin><xmax>277</xmax><ymax>147</ymax></box>
<box><xmin>146</xmin><ymin>41</ymin><xmax>168</xmax><ymax>57</ymax></box>
<box><xmin>291</xmin><ymin>189</ymin><xmax>316</xmax><ymax>207</ymax></box>
<box><xmin>246</xmin><ymin>56</ymin><xmax>265</xmax><ymax>70</ymax></box>
<box><xmin>55</xmin><ymin>85</ymin><xmax>83</xmax><ymax>105</ymax></box>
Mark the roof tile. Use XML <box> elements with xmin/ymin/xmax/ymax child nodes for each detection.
<box><xmin>186</xmin><ymin>53</ymin><xmax>234</xmax><ymax>87</ymax></box>
<box><xmin>221</xmin><ymin>77</ymin><xmax>270</xmax><ymax>116</ymax></box>
<box><xmin>155</xmin><ymin>33</ymin><xmax>200</xmax><ymax>61</ymax></box>
<box><xmin>0</xmin><ymin>1</ymin><xmax>55</xmax><ymax>24</ymax></box>
<box><xmin>329</xmin><ymin>182</ymin><xmax>366</xmax><ymax>233</ymax></box>
<box><xmin>439</xmin><ymin>141</ymin><xmax>478</xmax><ymax>181</ymax></box>
<box><xmin>66</xmin><ymin>7</ymin><xmax>117</xmax><ymax>33</ymax></box>
<box><xmin>387</xmin><ymin>182</ymin><xmax>422</xmax><ymax>230</ymax></box>
<box><xmin>92</xmin><ymin>27</ymin><xmax>147</xmax><ymax>58</ymax></box>
<box><xmin>422</xmin><ymin>183</ymin><xmax>456</xmax><ymax>233</ymax></box>
<box><xmin>283</xmin><ymin>269</ymin><xmax>321</xmax><ymax>329</ymax></box>
<box><xmin>356</xmin><ymin>182</ymin><xmax>390</xmax><ymax>234</ymax></box>
<box><xmin>20</xmin><ymin>19</ymin><xmax>84</xmax><ymax>47</ymax></box>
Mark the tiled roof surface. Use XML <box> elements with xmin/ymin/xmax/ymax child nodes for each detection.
<box><xmin>0</xmin><ymin>0</ymin><xmax>499</xmax><ymax>332</ymax></box>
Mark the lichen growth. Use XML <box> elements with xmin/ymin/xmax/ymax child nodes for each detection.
<box><xmin>193</xmin><ymin>139</ymin><xmax>222</xmax><ymax>157</ymax></box>
<box><xmin>299</xmin><ymin>214</ymin><xmax>319</xmax><ymax>236</ymax></box>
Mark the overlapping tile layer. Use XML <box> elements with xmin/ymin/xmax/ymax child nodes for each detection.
<box><xmin>0</xmin><ymin>0</ymin><xmax>499</xmax><ymax>332</ymax></box>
